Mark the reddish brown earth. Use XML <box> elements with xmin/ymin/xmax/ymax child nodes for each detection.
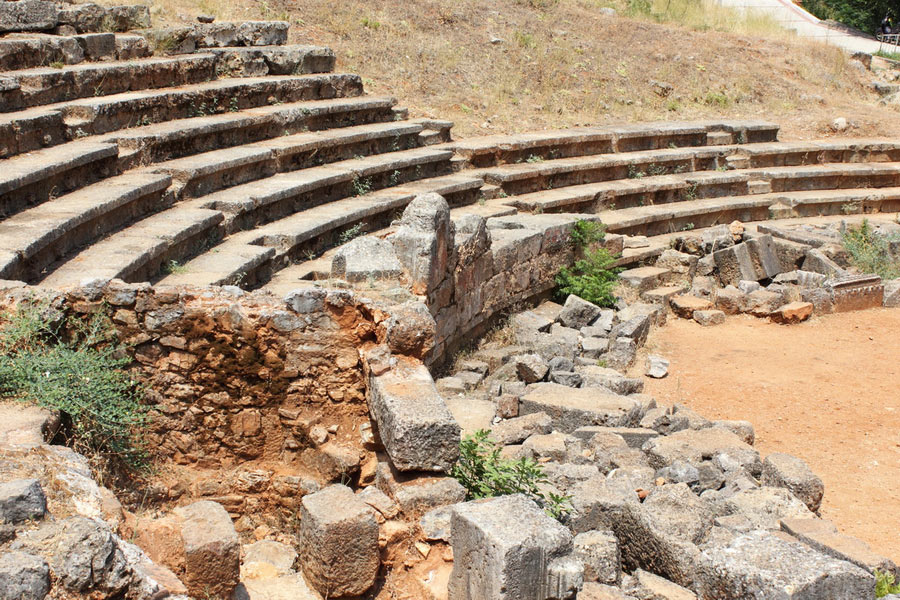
<box><xmin>639</xmin><ymin>309</ymin><xmax>900</xmax><ymax>563</ymax></box>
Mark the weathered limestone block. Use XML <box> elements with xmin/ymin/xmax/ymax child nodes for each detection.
<box><xmin>390</xmin><ymin>193</ymin><xmax>454</xmax><ymax>298</ymax></box>
<box><xmin>576</xmin><ymin>365</ymin><xmax>643</xmax><ymax>395</ymax></box>
<box><xmin>490</xmin><ymin>412</ymin><xmax>553</xmax><ymax>446</ymax></box>
<box><xmin>519</xmin><ymin>383</ymin><xmax>640</xmax><ymax>433</ymax></box>
<box><xmin>712</xmin><ymin>420</ymin><xmax>755</xmax><ymax>445</ymax></box>
<box><xmin>670</xmin><ymin>295</ymin><xmax>712</xmax><ymax>319</ymax></box>
<box><xmin>174</xmin><ymin>501</ymin><xmax>240</xmax><ymax>599</ymax></box>
<box><xmin>623</xmin><ymin>569</ymin><xmax>697</xmax><ymax>600</ymax></box>
<box><xmin>0</xmin><ymin>479</ymin><xmax>47</xmax><ymax>524</ymax></box>
<box><xmin>717</xmin><ymin>487</ymin><xmax>813</xmax><ymax>530</ymax></box>
<box><xmin>570</xmin><ymin>475</ymin><xmax>640</xmax><ymax>534</ymax></box>
<box><xmin>780</xmin><ymin>517</ymin><xmax>897</xmax><ymax>575</ymax></box>
<box><xmin>643</xmin><ymin>427</ymin><xmax>762</xmax><ymax>476</ymax></box>
<box><xmin>827</xmin><ymin>274</ymin><xmax>884</xmax><ymax>312</ymax></box>
<box><xmin>515</xmin><ymin>353</ymin><xmax>550</xmax><ymax>383</ymax></box>
<box><xmin>331</xmin><ymin>236</ymin><xmax>403</xmax><ymax>282</ymax></box>
<box><xmin>368</xmin><ymin>359</ymin><xmax>460</xmax><ymax>472</ymax></box>
<box><xmin>713</xmin><ymin>236</ymin><xmax>781</xmax><ymax>286</ymax></box>
<box><xmin>610</xmin><ymin>314</ymin><xmax>651</xmax><ymax>347</ymax></box>
<box><xmin>0</xmin><ymin>1</ymin><xmax>57</xmax><ymax>33</ymax></box>
<box><xmin>449</xmin><ymin>494</ymin><xmax>575</xmax><ymax>600</ymax></box>
<box><xmin>769</xmin><ymin>301</ymin><xmax>813</xmax><ymax>323</ymax></box>
<box><xmin>761</xmin><ymin>452</ymin><xmax>824</xmax><ymax>512</ymax></box>
<box><xmin>195</xmin><ymin>21</ymin><xmax>289</xmax><ymax>47</ymax></box>
<box><xmin>375</xmin><ymin>461</ymin><xmax>466</xmax><ymax>515</ymax></box>
<box><xmin>574</xmin><ymin>530</ymin><xmax>621</xmax><ymax>585</ymax></box>
<box><xmin>693</xmin><ymin>309</ymin><xmax>725</xmax><ymax>326</ymax></box>
<box><xmin>558</xmin><ymin>294</ymin><xmax>603</xmax><ymax>329</ymax></box>
<box><xmin>0</xmin><ymin>551</ymin><xmax>50</xmax><ymax>600</ymax></box>
<box><xmin>698</xmin><ymin>530</ymin><xmax>874</xmax><ymax>599</ymax></box>
<box><xmin>383</xmin><ymin>301</ymin><xmax>436</xmax><ymax>358</ymax></box>
<box><xmin>579</xmin><ymin>582</ymin><xmax>636</xmax><ymax>599</ymax></box>
<box><xmin>299</xmin><ymin>485</ymin><xmax>379</xmax><ymax>598</ymax></box>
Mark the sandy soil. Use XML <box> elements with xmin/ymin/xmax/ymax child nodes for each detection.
<box><xmin>638</xmin><ymin>309</ymin><xmax>900</xmax><ymax>563</ymax></box>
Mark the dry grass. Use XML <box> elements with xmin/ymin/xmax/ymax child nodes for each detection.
<box><xmin>90</xmin><ymin>0</ymin><xmax>897</xmax><ymax>139</ymax></box>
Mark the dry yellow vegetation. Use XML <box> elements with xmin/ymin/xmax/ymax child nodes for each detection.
<box><xmin>101</xmin><ymin>0</ymin><xmax>898</xmax><ymax>139</ymax></box>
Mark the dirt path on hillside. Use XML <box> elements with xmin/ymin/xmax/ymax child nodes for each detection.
<box><xmin>637</xmin><ymin>309</ymin><xmax>900</xmax><ymax>563</ymax></box>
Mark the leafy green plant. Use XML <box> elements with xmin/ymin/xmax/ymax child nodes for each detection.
<box><xmin>451</xmin><ymin>430</ymin><xmax>571</xmax><ymax>520</ymax></box>
<box><xmin>351</xmin><ymin>176</ymin><xmax>373</xmax><ymax>196</ymax></box>
<box><xmin>0</xmin><ymin>302</ymin><xmax>148</xmax><ymax>470</ymax></box>
<box><xmin>556</xmin><ymin>219</ymin><xmax>621</xmax><ymax>307</ymax></box>
<box><xmin>876</xmin><ymin>569</ymin><xmax>900</xmax><ymax>597</ymax></box>
<box><xmin>841</xmin><ymin>219</ymin><xmax>900</xmax><ymax>279</ymax></box>
<box><xmin>339</xmin><ymin>223</ymin><xmax>365</xmax><ymax>244</ymax></box>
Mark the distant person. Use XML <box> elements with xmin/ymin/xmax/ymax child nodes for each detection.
<box><xmin>882</xmin><ymin>13</ymin><xmax>894</xmax><ymax>35</ymax></box>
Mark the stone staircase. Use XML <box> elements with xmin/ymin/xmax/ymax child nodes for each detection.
<box><xmin>1</xmin><ymin>6</ymin><xmax>899</xmax><ymax>301</ymax></box>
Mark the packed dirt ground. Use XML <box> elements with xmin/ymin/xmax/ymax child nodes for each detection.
<box><xmin>93</xmin><ymin>0</ymin><xmax>900</xmax><ymax>139</ymax></box>
<box><xmin>639</xmin><ymin>308</ymin><xmax>900</xmax><ymax>564</ymax></box>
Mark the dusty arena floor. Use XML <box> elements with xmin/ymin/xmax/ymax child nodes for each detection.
<box><xmin>639</xmin><ymin>308</ymin><xmax>900</xmax><ymax>563</ymax></box>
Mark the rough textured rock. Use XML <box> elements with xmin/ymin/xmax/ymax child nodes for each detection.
<box><xmin>390</xmin><ymin>193</ymin><xmax>454</xmax><ymax>298</ymax></box>
<box><xmin>577</xmin><ymin>365</ymin><xmax>644</xmax><ymax>395</ymax></box>
<box><xmin>0</xmin><ymin>479</ymin><xmax>47</xmax><ymax>524</ymax></box>
<box><xmin>770</xmin><ymin>301</ymin><xmax>813</xmax><ymax>324</ymax></box>
<box><xmin>558</xmin><ymin>294</ymin><xmax>603</xmax><ymax>329</ymax></box>
<box><xmin>670</xmin><ymin>295</ymin><xmax>713</xmax><ymax>319</ymax></box>
<box><xmin>698</xmin><ymin>530</ymin><xmax>874</xmax><ymax>599</ymax></box>
<box><xmin>375</xmin><ymin>462</ymin><xmax>467</xmax><ymax>515</ymax></box>
<box><xmin>0</xmin><ymin>1</ymin><xmax>57</xmax><ymax>33</ymax></box>
<box><xmin>624</xmin><ymin>569</ymin><xmax>697</xmax><ymax>600</ymax></box>
<box><xmin>490</xmin><ymin>412</ymin><xmax>553</xmax><ymax>445</ymax></box>
<box><xmin>646</xmin><ymin>355</ymin><xmax>669</xmax><ymax>378</ymax></box>
<box><xmin>760</xmin><ymin>453</ymin><xmax>824</xmax><ymax>512</ymax></box>
<box><xmin>718</xmin><ymin>486</ymin><xmax>814</xmax><ymax>530</ymax></box>
<box><xmin>0</xmin><ymin>551</ymin><xmax>50</xmax><ymax>600</ymax></box>
<box><xmin>519</xmin><ymin>383</ymin><xmax>640</xmax><ymax>433</ymax></box>
<box><xmin>780</xmin><ymin>517</ymin><xmax>897</xmax><ymax>575</ymax></box>
<box><xmin>574</xmin><ymin>530</ymin><xmax>620</xmax><ymax>585</ymax></box>
<box><xmin>368</xmin><ymin>360</ymin><xmax>460</xmax><ymax>472</ymax></box>
<box><xmin>449</xmin><ymin>494</ymin><xmax>575</xmax><ymax>600</ymax></box>
<box><xmin>175</xmin><ymin>501</ymin><xmax>240</xmax><ymax>599</ymax></box>
<box><xmin>692</xmin><ymin>309</ymin><xmax>725</xmax><ymax>326</ymax></box>
<box><xmin>516</xmin><ymin>353</ymin><xmax>550</xmax><ymax>383</ymax></box>
<box><xmin>299</xmin><ymin>485</ymin><xmax>379</xmax><ymax>597</ymax></box>
<box><xmin>643</xmin><ymin>427</ymin><xmax>761</xmax><ymax>476</ymax></box>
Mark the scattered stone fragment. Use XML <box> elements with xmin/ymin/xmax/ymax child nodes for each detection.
<box><xmin>761</xmin><ymin>452</ymin><xmax>824</xmax><ymax>512</ymax></box>
<box><xmin>714</xmin><ymin>287</ymin><xmax>746</xmax><ymax>314</ymax></box>
<box><xmin>515</xmin><ymin>353</ymin><xmax>550</xmax><ymax>383</ymax></box>
<box><xmin>558</xmin><ymin>294</ymin><xmax>603</xmax><ymax>329</ymax></box>
<box><xmin>574</xmin><ymin>530</ymin><xmax>621</xmax><ymax>585</ymax></box>
<box><xmin>0</xmin><ymin>551</ymin><xmax>50</xmax><ymax>600</ymax></box>
<box><xmin>692</xmin><ymin>309</ymin><xmax>725</xmax><ymax>326</ymax></box>
<box><xmin>490</xmin><ymin>412</ymin><xmax>552</xmax><ymax>445</ymax></box>
<box><xmin>299</xmin><ymin>485</ymin><xmax>379</xmax><ymax>597</ymax></box>
<box><xmin>712</xmin><ymin>420</ymin><xmax>755</xmax><ymax>445</ymax></box>
<box><xmin>770</xmin><ymin>301</ymin><xmax>813</xmax><ymax>324</ymax></box>
<box><xmin>623</xmin><ymin>568</ymin><xmax>698</xmax><ymax>600</ymax></box>
<box><xmin>646</xmin><ymin>355</ymin><xmax>669</xmax><ymax>378</ymax></box>
<box><xmin>550</xmin><ymin>370</ymin><xmax>583</xmax><ymax>387</ymax></box>
<box><xmin>577</xmin><ymin>365</ymin><xmax>644</xmax><ymax>395</ymax></box>
<box><xmin>670</xmin><ymin>295</ymin><xmax>712</xmax><ymax>319</ymax></box>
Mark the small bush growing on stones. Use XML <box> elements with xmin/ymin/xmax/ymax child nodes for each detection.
<box><xmin>556</xmin><ymin>219</ymin><xmax>621</xmax><ymax>308</ymax></box>
<box><xmin>876</xmin><ymin>569</ymin><xmax>900</xmax><ymax>597</ymax></box>
<box><xmin>451</xmin><ymin>429</ymin><xmax>571</xmax><ymax>520</ymax></box>
<box><xmin>0</xmin><ymin>301</ymin><xmax>148</xmax><ymax>471</ymax></box>
<box><xmin>841</xmin><ymin>219</ymin><xmax>900</xmax><ymax>279</ymax></box>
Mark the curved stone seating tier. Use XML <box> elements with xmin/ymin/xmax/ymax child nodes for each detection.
<box><xmin>0</xmin><ymin>73</ymin><xmax>364</xmax><ymax>158</ymax></box>
<box><xmin>0</xmin><ymin>32</ymin><xmax>151</xmax><ymax>70</ymax></box>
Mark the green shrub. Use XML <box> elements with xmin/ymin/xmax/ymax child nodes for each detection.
<box><xmin>569</xmin><ymin>219</ymin><xmax>608</xmax><ymax>249</ymax></box>
<box><xmin>876</xmin><ymin>569</ymin><xmax>900</xmax><ymax>597</ymax></box>
<box><xmin>556</xmin><ymin>219</ymin><xmax>621</xmax><ymax>307</ymax></box>
<box><xmin>841</xmin><ymin>219</ymin><xmax>900</xmax><ymax>280</ymax></box>
<box><xmin>451</xmin><ymin>430</ymin><xmax>571</xmax><ymax>520</ymax></box>
<box><xmin>0</xmin><ymin>301</ymin><xmax>148</xmax><ymax>470</ymax></box>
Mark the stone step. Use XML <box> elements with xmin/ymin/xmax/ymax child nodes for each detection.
<box><xmin>136</xmin><ymin>21</ymin><xmax>289</xmax><ymax>53</ymax></box>
<box><xmin>447</xmin><ymin>120</ymin><xmax>778</xmax><ymax>168</ymax></box>
<box><xmin>508</xmin><ymin>170</ymin><xmax>751</xmax><ymax>214</ymax></box>
<box><xmin>744</xmin><ymin>161</ymin><xmax>900</xmax><ymax>193</ymax></box>
<box><xmin>39</xmin><ymin>207</ymin><xmax>224</xmax><ymax>286</ymax></box>
<box><xmin>725</xmin><ymin>138</ymin><xmax>900</xmax><ymax>169</ymax></box>
<box><xmin>0</xmin><ymin>73</ymin><xmax>364</xmax><ymax>159</ymax></box>
<box><xmin>55</xmin><ymin>4</ymin><xmax>151</xmax><ymax>34</ymax></box>
<box><xmin>0</xmin><ymin>172</ymin><xmax>172</xmax><ymax>282</ymax></box>
<box><xmin>198</xmin><ymin>146</ymin><xmax>455</xmax><ymax>235</ymax></box>
<box><xmin>151</xmin><ymin>121</ymin><xmax>425</xmax><ymax>201</ymax></box>
<box><xmin>472</xmin><ymin>145</ymin><xmax>733</xmax><ymax>196</ymax></box>
<box><xmin>206</xmin><ymin>45</ymin><xmax>336</xmax><ymax>77</ymax></box>
<box><xmin>0</xmin><ymin>140</ymin><xmax>118</xmax><ymax>218</ymax></box>
<box><xmin>185</xmin><ymin>174</ymin><xmax>484</xmax><ymax>290</ymax></box>
<box><xmin>450</xmin><ymin>198</ymin><xmax>518</xmax><ymax>220</ymax></box>
<box><xmin>599</xmin><ymin>186</ymin><xmax>900</xmax><ymax>237</ymax></box>
<box><xmin>106</xmin><ymin>95</ymin><xmax>397</xmax><ymax>169</ymax></box>
<box><xmin>0</xmin><ymin>54</ymin><xmax>218</xmax><ymax>112</ymax></box>
<box><xmin>0</xmin><ymin>32</ymin><xmax>148</xmax><ymax>71</ymax></box>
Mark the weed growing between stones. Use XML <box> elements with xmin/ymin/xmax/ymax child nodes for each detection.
<box><xmin>0</xmin><ymin>301</ymin><xmax>148</xmax><ymax>472</ymax></box>
<box><xmin>451</xmin><ymin>429</ymin><xmax>571</xmax><ymax>521</ymax></box>
<box><xmin>841</xmin><ymin>219</ymin><xmax>900</xmax><ymax>279</ymax></box>
<box><xmin>555</xmin><ymin>220</ymin><xmax>621</xmax><ymax>308</ymax></box>
<box><xmin>876</xmin><ymin>569</ymin><xmax>900</xmax><ymax>597</ymax></box>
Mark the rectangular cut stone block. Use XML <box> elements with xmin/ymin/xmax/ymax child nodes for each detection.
<box><xmin>174</xmin><ymin>501</ymin><xmax>240</xmax><ymax>600</ymax></box>
<box><xmin>780</xmin><ymin>518</ymin><xmax>897</xmax><ymax>575</ymax></box>
<box><xmin>368</xmin><ymin>360</ymin><xmax>461</xmax><ymax>472</ymax></box>
<box><xmin>0</xmin><ymin>1</ymin><xmax>57</xmax><ymax>32</ymax></box>
<box><xmin>827</xmin><ymin>274</ymin><xmax>884</xmax><ymax>312</ymax></box>
<box><xmin>299</xmin><ymin>485</ymin><xmax>379</xmax><ymax>597</ymax></box>
<box><xmin>519</xmin><ymin>383</ymin><xmax>640</xmax><ymax>433</ymax></box>
<box><xmin>698</xmin><ymin>530</ymin><xmax>874</xmax><ymax>600</ymax></box>
<box><xmin>449</xmin><ymin>494</ymin><xmax>574</xmax><ymax>600</ymax></box>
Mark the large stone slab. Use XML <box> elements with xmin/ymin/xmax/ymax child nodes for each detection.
<box><xmin>643</xmin><ymin>427</ymin><xmax>762</xmax><ymax>476</ymax></box>
<box><xmin>0</xmin><ymin>1</ymin><xmax>57</xmax><ymax>32</ymax></box>
<box><xmin>368</xmin><ymin>359</ymin><xmax>460</xmax><ymax>472</ymax></box>
<box><xmin>780</xmin><ymin>517</ymin><xmax>897</xmax><ymax>575</ymax></box>
<box><xmin>698</xmin><ymin>530</ymin><xmax>874</xmax><ymax>599</ymax></box>
<box><xmin>175</xmin><ymin>501</ymin><xmax>240</xmax><ymax>599</ymax></box>
<box><xmin>299</xmin><ymin>485</ymin><xmax>379</xmax><ymax>597</ymax></box>
<box><xmin>761</xmin><ymin>452</ymin><xmax>824</xmax><ymax>512</ymax></box>
<box><xmin>449</xmin><ymin>494</ymin><xmax>575</xmax><ymax>600</ymax></box>
<box><xmin>519</xmin><ymin>383</ymin><xmax>640</xmax><ymax>433</ymax></box>
<box><xmin>331</xmin><ymin>235</ymin><xmax>403</xmax><ymax>283</ymax></box>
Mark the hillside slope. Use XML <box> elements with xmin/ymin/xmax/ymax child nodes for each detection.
<box><xmin>101</xmin><ymin>0</ymin><xmax>900</xmax><ymax>138</ymax></box>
